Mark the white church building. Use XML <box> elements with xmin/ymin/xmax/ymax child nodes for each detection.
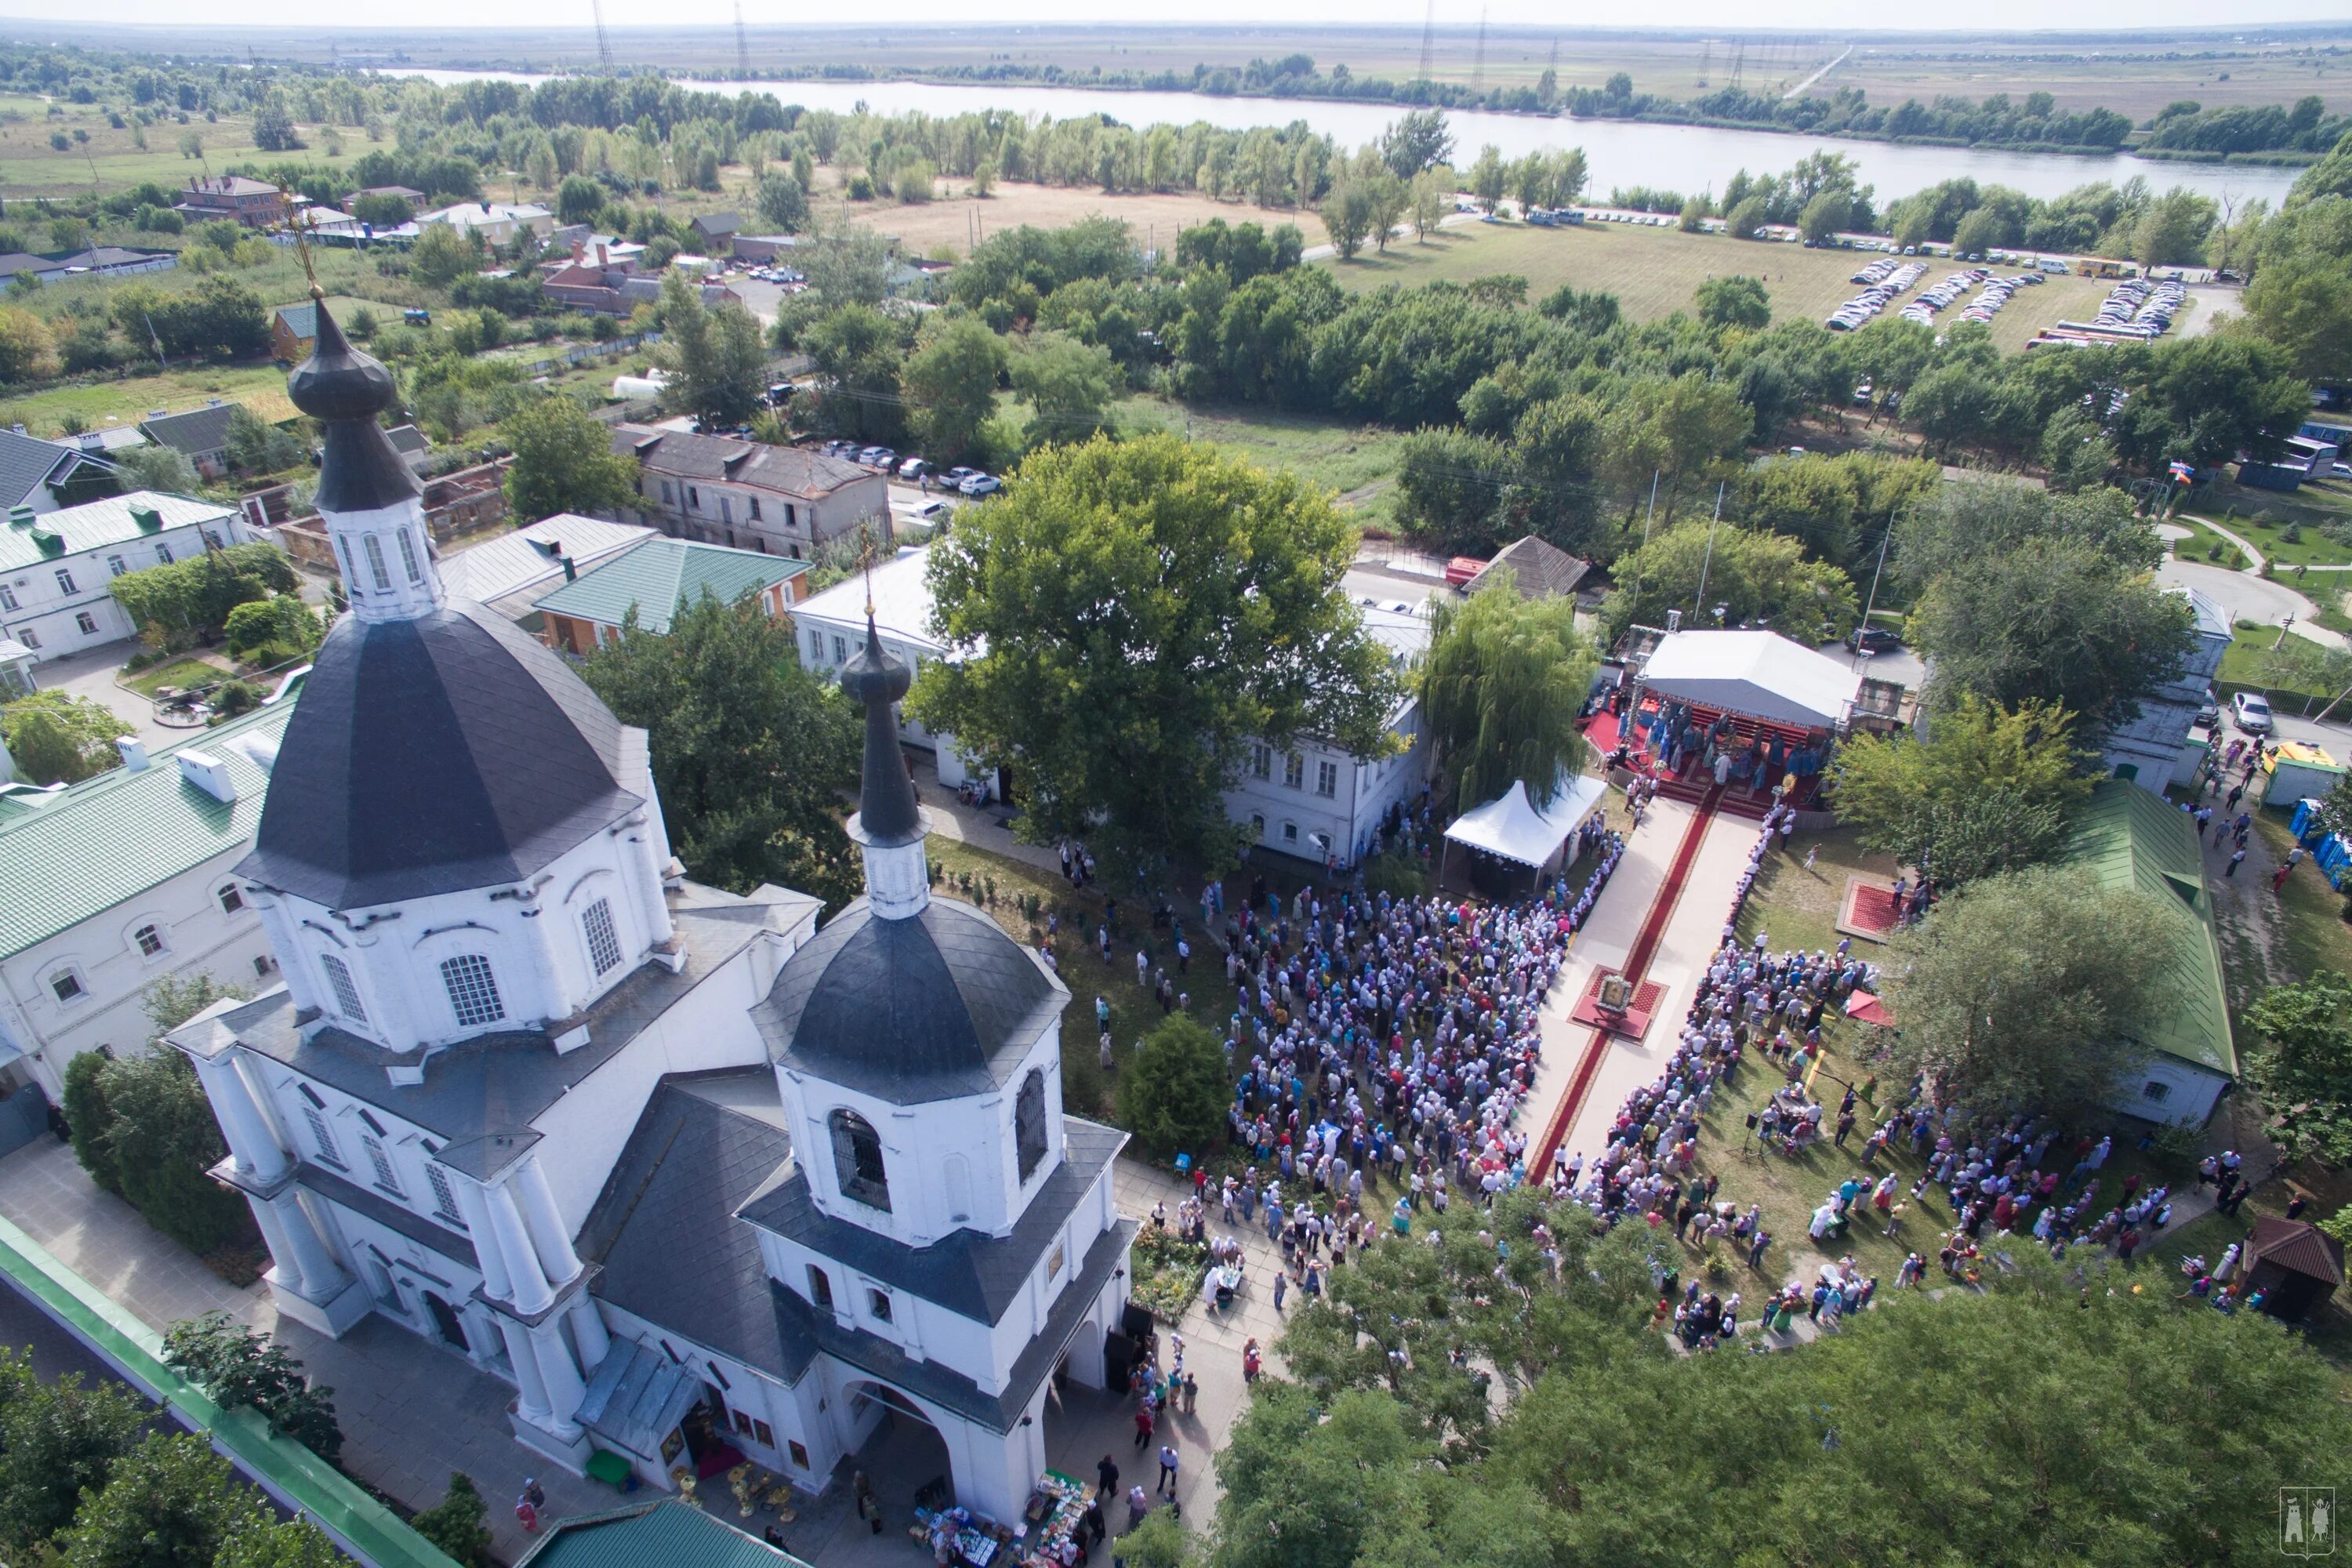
<box><xmin>167</xmin><ymin>294</ymin><xmax>1137</xmax><ymax>1522</ymax></box>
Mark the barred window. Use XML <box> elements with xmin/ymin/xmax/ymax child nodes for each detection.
<box><xmin>320</xmin><ymin>954</ymin><xmax>368</xmax><ymax>1022</ymax></box>
<box><xmin>440</xmin><ymin>954</ymin><xmax>506</xmax><ymax>1029</ymax></box>
<box><xmin>362</xmin><ymin>1134</ymin><xmax>403</xmax><ymax>1196</ymax></box>
<box><xmin>829</xmin><ymin>1109</ymin><xmax>891</xmax><ymax>1212</ymax></box>
<box><xmin>582</xmin><ymin>898</ymin><xmax>623</xmax><ymax>977</ymax></box>
<box><xmin>426</xmin><ymin>1164</ymin><xmax>466</xmax><ymax>1228</ymax></box>
<box><xmin>303</xmin><ymin>1105</ymin><xmax>342</xmax><ymax>1167</ymax></box>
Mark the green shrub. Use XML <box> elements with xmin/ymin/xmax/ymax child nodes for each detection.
<box><xmin>209</xmin><ymin>680</ymin><xmax>261</xmax><ymax>719</ymax></box>
<box><xmin>1116</xmin><ymin>1014</ymin><xmax>1228</xmax><ymax>1161</ymax></box>
<box><xmin>1364</xmin><ymin>848</ymin><xmax>1432</xmax><ymax>899</ymax></box>
<box><xmin>100</xmin><ymin>1051</ymin><xmax>256</xmax><ymax>1258</ymax></box>
<box><xmin>411</xmin><ymin>1474</ymin><xmax>495</xmax><ymax>1568</ymax></box>
<box><xmin>61</xmin><ymin>1051</ymin><xmax>121</xmax><ymax>1196</ymax></box>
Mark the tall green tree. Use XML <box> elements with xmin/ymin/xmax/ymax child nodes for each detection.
<box><xmin>2</xmin><ymin>691</ymin><xmax>132</xmax><ymax>785</ymax></box>
<box><xmin>1828</xmin><ymin>695</ymin><xmax>2094</xmax><ymax>886</ymax></box>
<box><xmin>653</xmin><ymin>270</ymin><xmax>767</xmax><ymax>425</ymax></box>
<box><xmin>99</xmin><ymin>1049</ymin><xmax>257</xmax><ymax>1257</ymax></box>
<box><xmin>1908</xmin><ymin>537</ymin><xmax>2193</xmax><ymax>724</ymax></box>
<box><xmin>579</xmin><ymin>590</ymin><xmax>862</xmax><ymax>909</ymax></box>
<box><xmin>911</xmin><ymin>434</ymin><xmax>1399</xmax><ymax>878</ymax></box>
<box><xmin>1693</xmin><ymin>274</ymin><xmax>1770</xmax><ymax>333</ymax></box>
<box><xmin>1883</xmin><ymin>865</ymin><xmax>2186</xmax><ymax>1119</ymax></box>
<box><xmin>58</xmin><ymin>1433</ymin><xmax>265</xmax><ymax>1568</ymax></box>
<box><xmin>162</xmin><ymin>1312</ymin><xmax>341</xmax><ymax>1465</ymax></box>
<box><xmin>1893</xmin><ymin>479</ymin><xmax>2160</xmax><ymax>586</ymax></box>
<box><xmin>2242</xmin><ymin>972</ymin><xmax>2352</xmax><ymax>1166</ymax></box>
<box><xmin>1421</xmin><ymin>582</ymin><xmax>1598</xmax><ymax>811</ymax></box>
<box><xmin>0</xmin><ymin>1346</ymin><xmax>150</xmax><ymax>1555</ymax></box>
<box><xmin>1393</xmin><ymin>427</ymin><xmax>1510</xmax><ymax>551</ymax></box>
<box><xmin>502</xmin><ymin>394</ymin><xmax>644</xmax><ymax>522</ymax></box>
<box><xmin>1602</xmin><ymin>520</ymin><xmax>1858</xmax><ymax>642</ymax></box>
<box><xmin>898</xmin><ymin>314</ymin><xmax>1005</xmax><ymax>464</ymax></box>
<box><xmin>1116</xmin><ymin>1014</ymin><xmax>1229</xmax><ymax>1160</ymax></box>
<box><xmin>798</xmin><ymin>303</ymin><xmax>909</xmax><ymax>444</ymax></box>
<box><xmin>1007</xmin><ymin>331</ymin><xmax>1121</xmax><ymax>449</ymax></box>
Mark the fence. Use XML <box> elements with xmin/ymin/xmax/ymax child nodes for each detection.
<box><xmin>510</xmin><ymin>330</ymin><xmax>662</xmax><ymax>377</ymax></box>
<box><xmin>0</xmin><ymin>1214</ymin><xmax>459</xmax><ymax>1568</ymax></box>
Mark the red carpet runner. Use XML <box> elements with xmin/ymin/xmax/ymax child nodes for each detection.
<box><xmin>1528</xmin><ymin>786</ymin><xmax>1721</xmax><ymax>1174</ymax></box>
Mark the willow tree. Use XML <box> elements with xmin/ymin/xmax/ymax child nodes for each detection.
<box><xmin>1420</xmin><ymin>582</ymin><xmax>1598</xmax><ymax>811</ymax></box>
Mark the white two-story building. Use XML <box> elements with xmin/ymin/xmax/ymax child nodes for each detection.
<box><xmin>0</xmin><ymin>492</ymin><xmax>253</xmax><ymax>662</ymax></box>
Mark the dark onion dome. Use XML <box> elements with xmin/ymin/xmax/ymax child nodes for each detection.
<box><xmin>236</xmin><ymin>601</ymin><xmax>644</xmax><ymax>909</ymax></box>
<box><xmin>755</xmin><ymin>897</ymin><xmax>1063</xmax><ymax>1105</ymax></box>
<box><xmin>285</xmin><ymin>289</ymin><xmax>421</xmax><ymax>515</ymax></box>
<box><xmin>840</xmin><ymin>615</ymin><xmax>924</xmax><ymax>848</ymax></box>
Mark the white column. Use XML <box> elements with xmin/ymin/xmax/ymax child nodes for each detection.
<box><xmin>488</xmin><ymin>1181</ymin><xmax>554</xmax><ymax>1316</ymax></box>
<box><xmin>531</xmin><ymin>1327</ymin><xmax>587</xmax><ymax>1436</ymax></box>
<box><xmin>248</xmin><ymin>1195</ymin><xmax>310</xmax><ymax>1298</ymax></box>
<box><xmin>450</xmin><ymin>1174</ymin><xmax>515</xmax><ymax>1303</ymax></box>
<box><xmin>269</xmin><ymin>1191</ymin><xmax>350</xmax><ymax>1299</ymax></box>
<box><xmin>188</xmin><ymin>1053</ymin><xmax>287</xmax><ymax>1184</ymax></box>
<box><xmin>499</xmin><ymin>1319</ymin><xmax>554</xmax><ymax>1425</ymax></box>
<box><xmin>516</xmin><ymin>1157</ymin><xmax>584</xmax><ymax>1287</ymax></box>
<box><xmin>568</xmin><ymin>1297</ymin><xmax>612</xmax><ymax>1370</ymax></box>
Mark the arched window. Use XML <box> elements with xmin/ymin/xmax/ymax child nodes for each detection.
<box><xmin>362</xmin><ymin>533</ymin><xmax>391</xmax><ymax>591</ymax></box>
<box><xmin>440</xmin><ymin>953</ymin><xmax>506</xmax><ymax>1029</ymax></box>
<box><xmin>132</xmin><ymin>924</ymin><xmax>165</xmax><ymax>958</ymax></box>
<box><xmin>320</xmin><ymin>953</ymin><xmax>368</xmax><ymax>1023</ymax></box>
<box><xmin>828</xmin><ymin>1109</ymin><xmax>890</xmax><ymax>1212</ymax></box>
<box><xmin>1015</xmin><ymin>1069</ymin><xmax>1047</xmax><ymax>1182</ymax></box>
<box><xmin>807</xmin><ymin>1266</ymin><xmax>833</xmax><ymax>1310</ymax></box>
<box><xmin>396</xmin><ymin>526</ymin><xmax>423</xmax><ymax>584</ymax></box>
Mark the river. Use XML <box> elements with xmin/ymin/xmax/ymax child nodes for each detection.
<box><xmin>405</xmin><ymin>70</ymin><xmax>2301</xmax><ymax>210</ymax></box>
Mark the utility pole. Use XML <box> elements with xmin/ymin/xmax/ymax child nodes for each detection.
<box><xmin>1694</xmin><ymin>481</ymin><xmax>1726</xmax><ymax>614</ymax></box>
<box><xmin>1854</xmin><ymin>525</ymin><xmax>1892</xmax><ymax>669</ymax></box>
<box><xmin>1626</xmin><ymin>470</ymin><xmax>1661</xmax><ymax>619</ymax></box>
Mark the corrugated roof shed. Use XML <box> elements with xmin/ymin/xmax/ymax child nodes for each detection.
<box><xmin>514</xmin><ymin>1499</ymin><xmax>813</xmax><ymax>1568</ymax></box>
<box><xmin>0</xmin><ymin>699</ymin><xmax>295</xmax><ymax>959</ymax></box>
<box><xmin>2053</xmin><ymin>780</ymin><xmax>2237</xmax><ymax>1078</ymax></box>
<box><xmin>533</xmin><ymin>538</ymin><xmax>807</xmax><ymax>635</ymax></box>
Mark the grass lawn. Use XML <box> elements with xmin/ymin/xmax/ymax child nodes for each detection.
<box><xmin>2256</xmin><ymin>812</ymin><xmax>2352</xmax><ymax>989</ymax></box>
<box><xmin>1323</xmin><ymin>220</ymin><xmax>2116</xmax><ymax>354</ymax></box>
<box><xmin>1733</xmin><ymin>828</ymin><xmax>1899</xmax><ymax>957</ymax></box>
<box><xmin>1112</xmin><ymin>395</ymin><xmax>1410</xmax><ymax>526</ymax></box>
<box><xmin>2167</xmin><ymin>516</ymin><xmax>2254</xmax><ymax>572</ymax></box>
<box><xmin>119</xmin><ymin>654</ymin><xmax>231</xmax><ymax>699</ymax></box>
<box><xmin>2196</xmin><ymin>474</ymin><xmax>2352</xmax><ymax>536</ymax></box>
<box><xmin>2223</xmin><ymin>510</ymin><xmax>2352</xmax><ymax>568</ymax></box>
<box><xmin>0</xmin><ymin>364</ymin><xmax>296</xmax><ymax>441</ymax></box>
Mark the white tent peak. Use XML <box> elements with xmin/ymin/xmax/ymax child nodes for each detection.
<box><xmin>1642</xmin><ymin>630</ymin><xmax>1860</xmax><ymax>731</ymax></box>
<box><xmin>1444</xmin><ymin>772</ymin><xmax>1608</xmax><ymax>869</ymax></box>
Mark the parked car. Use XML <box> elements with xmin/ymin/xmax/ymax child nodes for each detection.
<box><xmin>2196</xmin><ymin>689</ymin><xmax>2220</xmax><ymax>729</ymax></box>
<box><xmin>910</xmin><ymin>499</ymin><xmax>953</xmax><ymax>522</ymax></box>
<box><xmin>2233</xmin><ymin>691</ymin><xmax>2274</xmax><ymax>735</ymax></box>
<box><xmin>943</xmin><ymin>466</ymin><xmax>978</xmax><ymax>485</ymax></box>
<box><xmin>858</xmin><ymin>447</ymin><xmax>897</xmax><ymax>468</ymax></box>
<box><xmin>959</xmin><ymin>474</ymin><xmax>1002</xmax><ymax>497</ymax></box>
<box><xmin>897</xmin><ymin>458</ymin><xmax>929</xmax><ymax>482</ymax></box>
<box><xmin>1847</xmin><ymin>625</ymin><xmax>1903</xmax><ymax>655</ymax></box>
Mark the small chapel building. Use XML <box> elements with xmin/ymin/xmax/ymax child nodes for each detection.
<box><xmin>167</xmin><ymin>293</ymin><xmax>1136</xmax><ymax>1521</ymax></box>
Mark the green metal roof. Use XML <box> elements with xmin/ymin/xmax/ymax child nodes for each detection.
<box><xmin>532</xmin><ymin>538</ymin><xmax>807</xmax><ymax>637</ymax></box>
<box><xmin>0</xmin><ymin>491</ymin><xmax>240</xmax><ymax>575</ymax></box>
<box><xmin>514</xmin><ymin>1500</ymin><xmax>815</xmax><ymax>1568</ymax></box>
<box><xmin>0</xmin><ymin>698</ymin><xmax>296</xmax><ymax>960</ymax></box>
<box><xmin>2054</xmin><ymin>781</ymin><xmax>2238</xmax><ymax>1079</ymax></box>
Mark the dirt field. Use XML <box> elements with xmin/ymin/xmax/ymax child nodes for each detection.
<box><xmin>1324</xmin><ymin>220</ymin><xmax>2140</xmax><ymax>354</ymax></box>
<box><xmin>833</xmin><ymin>175</ymin><xmax>1311</xmax><ymax>260</ymax></box>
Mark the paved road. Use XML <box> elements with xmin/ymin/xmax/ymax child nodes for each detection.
<box><xmin>2160</xmin><ymin>557</ymin><xmax>2345</xmax><ymax>648</ymax></box>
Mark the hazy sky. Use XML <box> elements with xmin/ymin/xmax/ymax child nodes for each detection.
<box><xmin>5</xmin><ymin>2</ymin><xmax>2349</xmax><ymax>34</ymax></box>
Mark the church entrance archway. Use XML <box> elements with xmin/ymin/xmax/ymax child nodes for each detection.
<box><xmin>422</xmin><ymin>1291</ymin><xmax>467</xmax><ymax>1351</ymax></box>
<box><xmin>844</xmin><ymin>1381</ymin><xmax>956</xmax><ymax>1516</ymax></box>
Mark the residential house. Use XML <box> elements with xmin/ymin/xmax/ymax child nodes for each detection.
<box><xmin>534</xmin><ymin>536</ymin><xmax>808</xmax><ymax>654</ymax></box>
<box><xmin>0</xmin><ymin>699</ymin><xmax>296</xmax><ymax>1145</ymax></box>
<box><xmin>353</xmin><ymin>184</ymin><xmax>425</xmax><ymax>206</ymax></box>
<box><xmin>2101</xmin><ymin>584</ymin><xmax>2231</xmax><ymax>793</ymax></box>
<box><xmin>172</xmin><ymin>299</ymin><xmax>1134</xmax><ymax>1517</ymax></box>
<box><xmin>2055</xmin><ymin>781</ymin><xmax>2238</xmax><ymax>1125</ymax></box>
<box><xmin>178</xmin><ymin>176</ymin><xmax>289</xmax><ymax>227</ymax></box>
<box><xmin>794</xmin><ymin>546</ymin><xmax>1433</xmax><ymax>852</ymax></box>
<box><xmin>1460</xmin><ymin>535</ymin><xmax>1592</xmax><ymax>601</ymax></box>
<box><xmin>140</xmin><ymin>402</ymin><xmax>242</xmax><ymax>479</ymax></box>
<box><xmin>543</xmin><ymin>244</ymin><xmax>740</xmax><ymax>318</ymax></box>
<box><xmin>270</xmin><ymin>302</ymin><xmax>319</xmax><ymax>364</ymax></box>
<box><xmin>0</xmin><ymin>492</ymin><xmax>252</xmax><ymax>662</ymax></box>
<box><xmin>610</xmin><ymin>425</ymin><xmax>886</xmax><ymax>559</ymax></box>
<box><xmin>438</xmin><ymin>514</ymin><xmax>657</xmax><ymax>625</ymax></box>
<box><xmin>688</xmin><ymin>211</ymin><xmax>742</xmax><ymax>254</ymax></box>
<box><xmin>385</xmin><ymin>423</ymin><xmax>431</xmax><ymax>473</ymax></box>
<box><xmin>0</xmin><ymin>247</ymin><xmax>176</xmax><ymax>287</ymax></box>
<box><xmin>0</xmin><ymin>426</ymin><xmax>122</xmax><ymax>517</ymax></box>
<box><xmin>731</xmin><ymin>235</ymin><xmax>799</xmax><ymax>267</ymax></box>
<box><xmin>416</xmin><ymin>201</ymin><xmax>557</xmax><ymax>247</ymax></box>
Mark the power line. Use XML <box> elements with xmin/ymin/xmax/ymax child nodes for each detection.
<box><xmin>1471</xmin><ymin>7</ymin><xmax>1488</xmax><ymax>97</ymax></box>
<box><xmin>1417</xmin><ymin>0</ymin><xmax>1436</xmax><ymax>96</ymax></box>
<box><xmin>735</xmin><ymin>0</ymin><xmax>751</xmax><ymax>81</ymax></box>
<box><xmin>591</xmin><ymin>0</ymin><xmax>614</xmax><ymax>74</ymax></box>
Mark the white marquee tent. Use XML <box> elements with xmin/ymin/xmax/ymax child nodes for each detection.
<box><xmin>1443</xmin><ymin>773</ymin><xmax>1610</xmax><ymax>871</ymax></box>
<box><xmin>1641</xmin><ymin>630</ymin><xmax>1861</xmax><ymax>730</ymax></box>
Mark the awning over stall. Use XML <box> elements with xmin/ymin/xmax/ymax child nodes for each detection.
<box><xmin>1642</xmin><ymin>630</ymin><xmax>1860</xmax><ymax>730</ymax></box>
<box><xmin>1444</xmin><ymin>774</ymin><xmax>1608</xmax><ymax>869</ymax></box>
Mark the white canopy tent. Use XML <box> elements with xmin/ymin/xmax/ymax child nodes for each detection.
<box><xmin>1641</xmin><ymin>630</ymin><xmax>1860</xmax><ymax>731</ymax></box>
<box><xmin>1444</xmin><ymin>773</ymin><xmax>1610</xmax><ymax>871</ymax></box>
